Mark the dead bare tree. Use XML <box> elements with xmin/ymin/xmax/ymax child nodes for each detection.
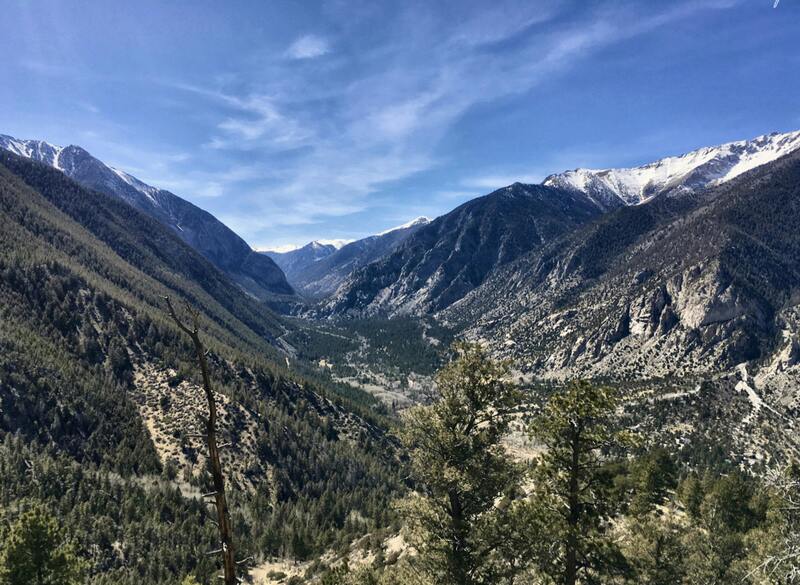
<box><xmin>164</xmin><ymin>296</ymin><xmax>238</xmax><ymax>585</ymax></box>
<box><xmin>746</xmin><ymin>466</ymin><xmax>800</xmax><ymax>583</ymax></box>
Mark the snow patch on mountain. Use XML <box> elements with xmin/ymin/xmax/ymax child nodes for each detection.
<box><xmin>544</xmin><ymin>130</ymin><xmax>800</xmax><ymax>208</ymax></box>
<box><xmin>376</xmin><ymin>216</ymin><xmax>431</xmax><ymax>236</ymax></box>
<box><xmin>315</xmin><ymin>239</ymin><xmax>352</xmax><ymax>249</ymax></box>
<box><xmin>0</xmin><ymin>134</ymin><xmax>63</xmax><ymax>168</ymax></box>
<box><xmin>109</xmin><ymin>167</ymin><xmax>161</xmax><ymax>202</ymax></box>
<box><xmin>261</xmin><ymin>239</ymin><xmax>351</xmax><ymax>254</ymax></box>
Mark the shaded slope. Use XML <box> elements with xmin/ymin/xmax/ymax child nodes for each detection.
<box><xmin>0</xmin><ymin>134</ymin><xmax>294</xmax><ymax>299</ymax></box>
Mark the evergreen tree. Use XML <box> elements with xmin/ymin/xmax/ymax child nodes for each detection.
<box><xmin>529</xmin><ymin>380</ymin><xmax>633</xmax><ymax>585</ymax></box>
<box><xmin>0</xmin><ymin>503</ymin><xmax>85</xmax><ymax>585</ymax></box>
<box><xmin>398</xmin><ymin>343</ymin><xmax>524</xmax><ymax>585</ymax></box>
<box><xmin>683</xmin><ymin>471</ymin><xmax>764</xmax><ymax>584</ymax></box>
<box><xmin>628</xmin><ymin>448</ymin><xmax>677</xmax><ymax>516</ymax></box>
<box><xmin>743</xmin><ymin>465</ymin><xmax>800</xmax><ymax>583</ymax></box>
<box><xmin>622</xmin><ymin>511</ymin><xmax>688</xmax><ymax>584</ymax></box>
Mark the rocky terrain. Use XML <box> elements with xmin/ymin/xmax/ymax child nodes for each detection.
<box><xmin>132</xmin><ymin>360</ymin><xmax>267</xmax><ymax>493</ymax></box>
<box><xmin>448</xmin><ymin>148</ymin><xmax>800</xmax><ymax>381</ymax></box>
<box><xmin>324</xmin><ymin>131</ymin><xmax>800</xmax><ymax>321</ymax></box>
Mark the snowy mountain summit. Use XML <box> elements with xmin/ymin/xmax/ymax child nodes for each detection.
<box><xmin>0</xmin><ymin>134</ymin><xmax>172</xmax><ymax>211</ymax></box>
<box><xmin>544</xmin><ymin>130</ymin><xmax>800</xmax><ymax>210</ymax></box>
<box><xmin>0</xmin><ymin>135</ymin><xmax>64</xmax><ymax>167</ymax></box>
<box><xmin>376</xmin><ymin>216</ymin><xmax>431</xmax><ymax>236</ymax></box>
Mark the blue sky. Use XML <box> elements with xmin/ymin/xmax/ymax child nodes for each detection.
<box><xmin>1</xmin><ymin>0</ymin><xmax>798</xmax><ymax>250</ymax></box>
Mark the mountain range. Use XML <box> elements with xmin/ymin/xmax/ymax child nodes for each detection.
<box><xmin>4</xmin><ymin>121</ymin><xmax>800</xmax><ymax>581</ymax></box>
<box><xmin>324</xmin><ymin>130</ymin><xmax>800</xmax><ymax>322</ymax></box>
<box><xmin>0</xmin><ymin>134</ymin><xmax>294</xmax><ymax>300</ymax></box>
<box><xmin>264</xmin><ymin>217</ymin><xmax>430</xmax><ymax>298</ymax></box>
<box><xmin>448</xmin><ymin>148</ymin><xmax>800</xmax><ymax>377</ymax></box>
<box><xmin>5</xmin><ymin>127</ymin><xmax>800</xmax><ymax>388</ymax></box>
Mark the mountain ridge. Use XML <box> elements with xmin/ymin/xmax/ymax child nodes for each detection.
<box><xmin>323</xmin><ymin>129</ymin><xmax>800</xmax><ymax>318</ymax></box>
<box><xmin>543</xmin><ymin>129</ymin><xmax>800</xmax><ymax>209</ymax></box>
<box><xmin>0</xmin><ymin>133</ymin><xmax>295</xmax><ymax>300</ymax></box>
<box><xmin>322</xmin><ymin>182</ymin><xmax>603</xmax><ymax>315</ymax></box>
<box><xmin>266</xmin><ymin>216</ymin><xmax>432</xmax><ymax>298</ymax></box>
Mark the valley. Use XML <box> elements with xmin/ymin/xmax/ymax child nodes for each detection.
<box><xmin>3</xmin><ymin>87</ymin><xmax>800</xmax><ymax>585</ymax></box>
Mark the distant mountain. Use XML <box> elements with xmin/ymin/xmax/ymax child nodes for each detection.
<box><xmin>375</xmin><ymin>216</ymin><xmax>431</xmax><ymax>235</ymax></box>
<box><xmin>266</xmin><ymin>217</ymin><xmax>431</xmax><ymax>298</ymax></box>
<box><xmin>543</xmin><ymin>130</ymin><xmax>800</xmax><ymax>209</ymax></box>
<box><xmin>264</xmin><ymin>241</ymin><xmax>340</xmax><ymax>285</ymax></box>
<box><xmin>326</xmin><ymin>130</ymin><xmax>800</xmax><ymax>318</ymax></box>
<box><xmin>0</xmin><ymin>134</ymin><xmax>294</xmax><ymax>299</ymax></box>
<box><xmin>323</xmin><ymin>186</ymin><xmax>602</xmax><ymax>315</ymax></box>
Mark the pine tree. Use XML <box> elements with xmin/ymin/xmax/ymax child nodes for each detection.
<box><xmin>622</xmin><ymin>511</ymin><xmax>688</xmax><ymax>584</ymax></box>
<box><xmin>0</xmin><ymin>503</ymin><xmax>85</xmax><ymax>585</ymax></box>
<box><xmin>628</xmin><ymin>448</ymin><xmax>677</xmax><ymax>516</ymax></box>
<box><xmin>398</xmin><ymin>343</ymin><xmax>524</xmax><ymax>585</ymax></box>
<box><xmin>529</xmin><ymin>380</ymin><xmax>633</xmax><ymax>585</ymax></box>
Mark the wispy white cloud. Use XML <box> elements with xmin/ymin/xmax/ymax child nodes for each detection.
<box><xmin>212</xmin><ymin>94</ymin><xmax>314</xmax><ymax>149</ymax></box>
<box><xmin>151</xmin><ymin>0</ymin><xmax>742</xmax><ymax>245</ymax></box>
<box><xmin>285</xmin><ymin>34</ymin><xmax>330</xmax><ymax>59</ymax></box>
<box><xmin>78</xmin><ymin>101</ymin><xmax>100</xmax><ymax>114</ymax></box>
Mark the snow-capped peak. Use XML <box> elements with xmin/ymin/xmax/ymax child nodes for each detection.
<box><xmin>262</xmin><ymin>219</ymin><xmax>429</xmax><ymax>257</ymax></box>
<box><xmin>260</xmin><ymin>239</ymin><xmax>351</xmax><ymax>254</ymax></box>
<box><xmin>543</xmin><ymin>129</ymin><xmax>800</xmax><ymax>208</ymax></box>
<box><xmin>0</xmin><ymin>134</ymin><xmax>64</xmax><ymax>169</ymax></box>
<box><xmin>0</xmin><ymin>133</ymin><xmax>166</xmax><ymax>207</ymax></box>
<box><xmin>314</xmin><ymin>239</ymin><xmax>352</xmax><ymax>249</ymax></box>
<box><xmin>376</xmin><ymin>216</ymin><xmax>431</xmax><ymax>236</ymax></box>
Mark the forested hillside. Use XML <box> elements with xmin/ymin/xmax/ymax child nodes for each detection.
<box><xmin>0</xmin><ymin>151</ymin><xmax>403</xmax><ymax>584</ymax></box>
<box><xmin>314</xmin><ymin>347</ymin><xmax>800</xmax><ymax>585</ymax></box>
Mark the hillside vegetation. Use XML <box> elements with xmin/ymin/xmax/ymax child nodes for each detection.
<box><xmin>0</xmin><ymin>152</ymin><xmax>403</xmax><ymax>584</ymax></box>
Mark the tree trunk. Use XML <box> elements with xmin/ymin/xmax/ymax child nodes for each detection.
<box><xmin>449</xmin><ymin>489</ymin><xmax>470</xmax><ymax>585</ymax></box>
<box><xmin>165</xmin><ymin>298</ymin><xmax>237</xmax><ymax>585</ymax></box>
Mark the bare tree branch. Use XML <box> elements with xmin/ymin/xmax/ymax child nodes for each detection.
<box><xmin>164</xmin><ymin>296</ymin><xmax>237</xmax><ymax>585</ymax></box>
